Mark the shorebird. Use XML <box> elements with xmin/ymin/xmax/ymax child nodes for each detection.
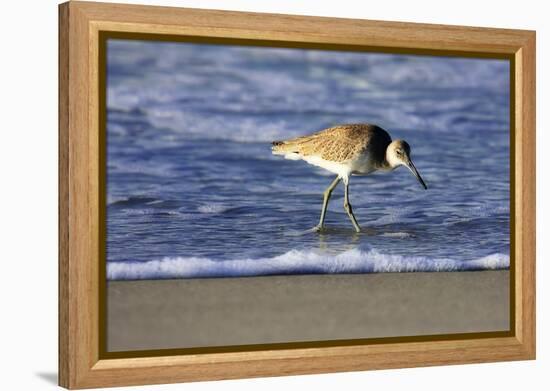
<box><xmin>272</xmin><ymin>124</ymin><xmax>427</xmax><ymax>232</ymax></box>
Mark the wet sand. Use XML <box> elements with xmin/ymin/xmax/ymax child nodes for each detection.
<box><xmin>107</xmin><ymin>270</ymin><xmax>509</xmax><ymax>352</ymax></box>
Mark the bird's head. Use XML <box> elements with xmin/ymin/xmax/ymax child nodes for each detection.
<box><xmin>386</xmin><ymin>140</ymin><xmax>428</xmax><ymax>190</ymax></box>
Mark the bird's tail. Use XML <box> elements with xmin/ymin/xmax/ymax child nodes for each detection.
<box><xmin>271</xmin><ymin>140</ymin><xmax>288</xmax><ymax>155</ymax></box>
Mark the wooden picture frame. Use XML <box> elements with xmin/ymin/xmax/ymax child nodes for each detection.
<box><xmin>59</xmin><ymin>1</ymin><xmax>536</xmax><ymax>388</ymax></box>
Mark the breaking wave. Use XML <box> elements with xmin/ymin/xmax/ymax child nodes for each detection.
<box><xmin>107</xmin><ymin>248</ymin><xmax>509</xmax><ymax>280</ymax></box>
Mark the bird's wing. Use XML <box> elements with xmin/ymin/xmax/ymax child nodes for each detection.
<box><xmin>273</xmin><ymin>125</ymin><xmax>373</xmax><ymax>162</ymax></box>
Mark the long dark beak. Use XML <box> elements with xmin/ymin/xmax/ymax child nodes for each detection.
<box><xmin>406</xmin><ymin>160</ymin><xmax>428</xmax><ymax>190</ymax></box>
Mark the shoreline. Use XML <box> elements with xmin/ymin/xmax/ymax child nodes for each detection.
<box><xmin>107</xmin><ymin>270</ymin><xmax>510</xmax><ymax>352</ymax></box>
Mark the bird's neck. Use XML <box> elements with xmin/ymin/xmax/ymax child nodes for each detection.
<box><xmin>378</xmin><ymin>161</ymin><xmax>393</xmax><ymax>171</ymax></box>
<box><xmin>378</xmin><ymin>155</ymin><xmax>395</xmax><ymax>171</ymax></box>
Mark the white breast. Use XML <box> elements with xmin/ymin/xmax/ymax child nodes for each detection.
<box><xmin>302</xmin><ymin>155</ymin><xmax>353</xmax><ymax>179</ymax></box>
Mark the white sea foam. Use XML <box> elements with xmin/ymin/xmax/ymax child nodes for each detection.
<box><xmin>107</xmin><ymin>195</ymin><xmax>129</xmax><ymax>206</ymax></box>
<box><xmin>381</xmin><ymin>232</ymin><xmax>414</xmax><ymax>238</ymax></box>
<box><xmin>107</xmin><ymin>248</ymin><xmax>509</xmax><ymax>280</ymax></box>
<box><xmin>107</xmin><ymin>40</ymin><xmax>510</xmax><ymax>143</ymax></box>
<box><xmin>197</xmin><ymin>204</ymin><xmax>231</xmax><ymax>214</ymax></box>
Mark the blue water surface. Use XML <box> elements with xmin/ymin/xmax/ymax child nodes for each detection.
<box><xmin>106</xmin><ymin>40</ymin><xmax>510</xmax><ymax>280</ymax></box>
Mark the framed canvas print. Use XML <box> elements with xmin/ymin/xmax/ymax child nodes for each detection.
<box><xmin>58</xmin><ymin>1</ymin><xmax>536</xmax><ymax>389</ymax></box>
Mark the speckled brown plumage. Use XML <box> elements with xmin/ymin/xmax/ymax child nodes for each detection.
<box><xmin>272</xmin><ymin>123</ymin><xmax>427</xmax><ymax>232</ymax></box>
<box><xmin>272</xmin><ymin>124</ymin><xmax>392</xmax><ymax>164</ymax></box>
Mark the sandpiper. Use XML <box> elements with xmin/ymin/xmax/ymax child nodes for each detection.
<box><xmin>272</xmin><ymin>124</ymin><xmax>427</xmax><ymax>232</ymax></box>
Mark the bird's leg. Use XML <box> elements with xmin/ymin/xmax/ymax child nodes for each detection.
<box><xmin>314</xmin><ymin>176</ymin><xmax>341</xmax><ymax>231</ymax></box>
<box><xmin>343</xmin><ymin>181</ymin><xmax>361</xmax><ymax>233</ymax></box>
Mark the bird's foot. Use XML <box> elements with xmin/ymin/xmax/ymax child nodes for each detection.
<box><xmin>312</xmin><ymin>225</ymin><xmax>362</xmax><ymax>234</ymax></box>
<box><xmin>311</xmin><ymin>225</ymin><xmax>326</xmax><ymax>233</ymax></box>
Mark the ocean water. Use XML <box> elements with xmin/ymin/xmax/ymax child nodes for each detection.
<box><xmin>106</xmin><ymin>40</ymin><xmax>510</xmax><ymax>280</ymax></box>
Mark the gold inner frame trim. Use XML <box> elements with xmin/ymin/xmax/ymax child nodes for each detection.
<box><xmin>96</xmin><ymin>30</ymin><xmax>516</xmax><ymax>361</ymax></box>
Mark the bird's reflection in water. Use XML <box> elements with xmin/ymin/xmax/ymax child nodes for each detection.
<box><xmin>311</xmin><ymin>226</ymin><xmax>378</xmax><ymax>253</ymax></box>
